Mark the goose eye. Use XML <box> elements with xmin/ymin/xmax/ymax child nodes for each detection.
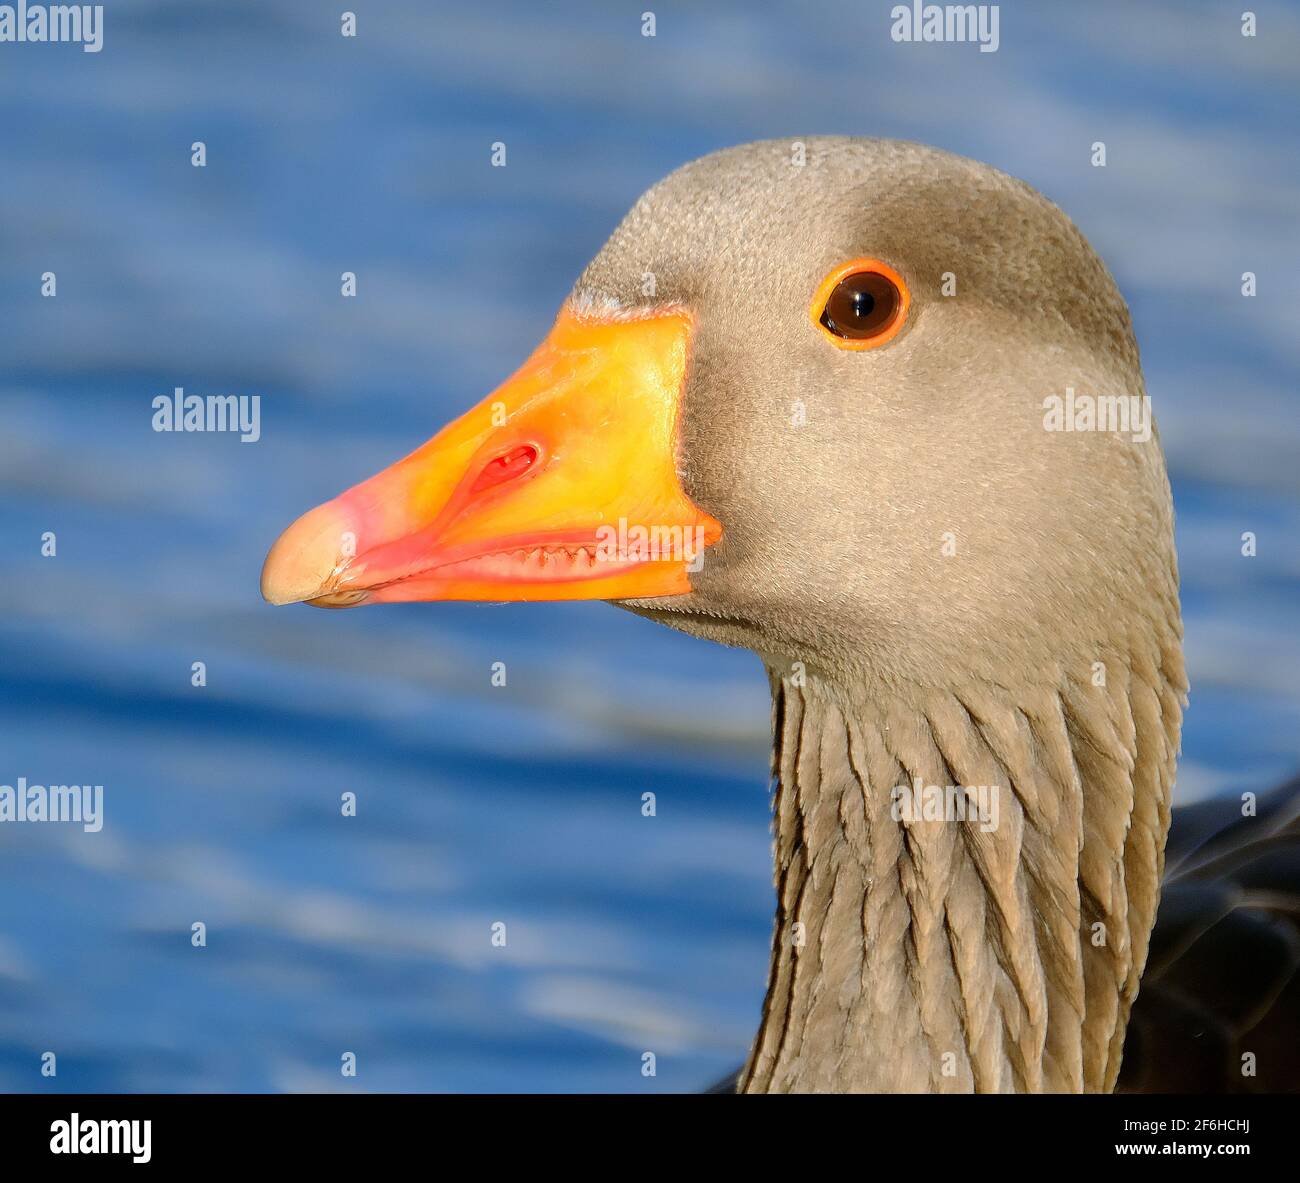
<box><xmin>811</xmin><ymin>259</ymin><xmax>910</xmax><ymax>350</ymax></box>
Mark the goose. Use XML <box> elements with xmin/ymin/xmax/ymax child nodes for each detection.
<box><xmin>261</xmin><ymin>137</ymin><xmax>1296</xmax><ymax>1093</ymax></box>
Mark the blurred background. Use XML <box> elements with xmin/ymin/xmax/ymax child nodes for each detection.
<box><xmin>1</xmin><ymin>0</ymin><xmax>1297</xmax><ymax>1092</ymax></box>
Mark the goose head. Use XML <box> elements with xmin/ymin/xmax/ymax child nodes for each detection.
<box><xmin>263</xmin><ymin>137</ymin><xmax>1170</xmax><ymax>688</ymax></box>
<box><xmin>262</xmin><ymin>137</ymin><xmax>1186</xmax><ymax>1093</ymax></box>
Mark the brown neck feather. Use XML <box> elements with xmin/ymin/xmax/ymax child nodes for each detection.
<box><xmin>741</xmin><ymin>650</ymin><xmax>1184</xmax><ymax>1093</ymax></box>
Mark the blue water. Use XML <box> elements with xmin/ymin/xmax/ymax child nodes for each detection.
<box><xmin>1</xmin><ymin>1</ymin><xmax>1297</xmax><ymax>1091</ymax></box>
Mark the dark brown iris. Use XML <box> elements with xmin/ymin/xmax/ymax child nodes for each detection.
<box><xmin>819</xmin><ymin>270</ymin><xmax>901</xmax><ymax>340</ymax></box>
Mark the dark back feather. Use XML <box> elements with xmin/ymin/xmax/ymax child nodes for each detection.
<box><xmin>1117</xmin><ymin>777</ymin><xmax>1300</xmax><ymax>1093</ymax></box>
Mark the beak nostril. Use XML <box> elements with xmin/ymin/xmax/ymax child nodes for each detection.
<box><xmin>470</xmin><ymin>443</ymin><xmax>540</xmax><ymax>494</ymax></box>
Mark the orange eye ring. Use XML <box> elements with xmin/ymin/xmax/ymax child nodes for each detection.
<box><xmin>810</xmin><ymin>258</ymin><xmax>910</xmax><ymax>350</ymax></box>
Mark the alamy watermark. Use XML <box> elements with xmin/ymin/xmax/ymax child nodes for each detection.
<box><xmin>0</xmin><ymin>3</ymin><xmax>103</xmax><ymax>52</ymax></box>
<box><xmin>891</xmin><ymin>778</ymin><xmax>1000</xmax><ymax>833</ymax></box>
<box><xmin>0</xmin><ymin>778</ymin><xmax>102</xmax><ymax>832</ymax></box>
<box><xmin>594</xmin><ymin>518</ymin><xmax>707</xmax><ymax>572</ymax></box>
<box><xmin>1042</xmin><ymin>388</ymin><xmax>1152</xmax><ymax>443</ymax></box>
<box><xmin>152</xmin><ymin>388</ymin><xmax>261</xmax><ymax>443</ymax></box>
<box><xmin>890</xmin><ymin>3</ymin><xmax>999</xmax><ymax>53</ymax></box>
<box><xmin>50</xmin><ymin>1114</ymin><xmax>150</xmax><ymax>1164</ymax></box>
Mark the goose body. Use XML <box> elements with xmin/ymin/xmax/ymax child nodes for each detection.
<box><xmin>264</xmin><ymin>137</ymin><xmax>1194</xmax><ymax>1092</ymax></box>
<box><xmin>1118</xmin><ymin>778</ymin><xmax>1299</xmax><ymax>1093</ymax></box>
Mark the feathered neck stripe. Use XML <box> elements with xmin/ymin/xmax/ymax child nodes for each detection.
<box><xmin>741</xmin><ymin>653</ymin><xmax>1183</xmax><ymax>1093</ymax></box>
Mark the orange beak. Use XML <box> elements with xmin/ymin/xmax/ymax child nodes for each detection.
<box><xmin>260</xmin><ymin>306</ymin><xmax>722</xmax><ymax>607</ymax></box>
